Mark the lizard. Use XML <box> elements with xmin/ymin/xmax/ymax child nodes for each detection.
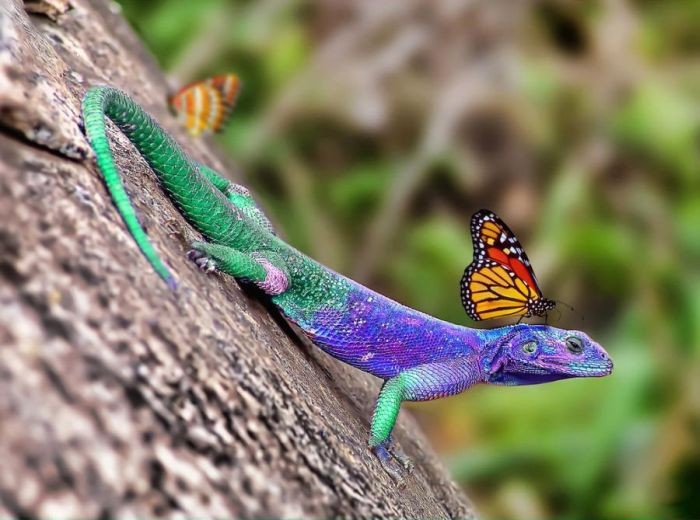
<box><xmin>81</xmin><ymin>86</ymin><xmax>614</xmax><ymax>479</ymax></box>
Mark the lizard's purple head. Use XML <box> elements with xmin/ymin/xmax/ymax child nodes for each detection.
<box><xmin>484</xmin><ymin>325</ymin><xmax>613</xmax><ymax>386</ymax></box>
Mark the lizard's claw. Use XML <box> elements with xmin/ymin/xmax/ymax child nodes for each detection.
<box><xmin>187</xmin><ymin>249</ymin><xmax>217</xmax><ymax>274</ymax></box>
<box><xmin>387</xmin><ymin>438</ymin><xmax>414</xmax><ymax>473</ymax></box>
<box><xmin>372</xmin><ymin>439</ymin><xmax>413</xmax><ymax>485</ymax></box>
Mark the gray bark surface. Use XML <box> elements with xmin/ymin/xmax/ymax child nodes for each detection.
<box><xmin>0</xmin><ymin>0</ymin><xmax>476</xmax><ymax>516</ymax></box>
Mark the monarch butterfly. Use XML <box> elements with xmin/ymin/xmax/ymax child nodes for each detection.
<box><xmin>461</xmin><ymin>209</ymin><xmax>555</xmax><ymax>321</ymax></box>
<box><xmin>169</xmin><ymin>74</ymin><xmax>241</xmax><ymax>136</ymax></box>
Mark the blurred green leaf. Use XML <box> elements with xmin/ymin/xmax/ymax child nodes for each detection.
<box><xmin>612</xmin><ymin>83</ymin><xmax>700</xmax><ymax>185</ymax></box>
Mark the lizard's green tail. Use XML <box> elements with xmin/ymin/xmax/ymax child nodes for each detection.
<box><xmin>81</xmin><ymin>86</ymin><xmax>242</xmax><ymax>288</ymax></box>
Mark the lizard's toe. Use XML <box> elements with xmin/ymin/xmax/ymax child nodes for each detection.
<box><xmin>187</xmin><ymin>249</ymin><xmax>217</xmax><ymax>273</ymax></box>
<box><xmin>387</xmin><ymin>437</ymin><xmax>414</xmax><ymax>473</ymax></box>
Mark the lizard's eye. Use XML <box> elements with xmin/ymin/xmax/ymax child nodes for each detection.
<box><xmin>566</xmin><ymin>336</ymin><xmax>583</xmax><ymax>354</ymax></box>
<box><xmin>522</xmin><ymin>341</ymin><xmax>537</xmax><ymax>355</ymax></box>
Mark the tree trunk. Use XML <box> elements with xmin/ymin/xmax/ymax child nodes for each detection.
<box><xmin>0</xmin><ymin>0</ymin><xmax>476</xmax><ymax>516</ymax></box>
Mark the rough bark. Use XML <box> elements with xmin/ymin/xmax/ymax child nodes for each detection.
<box><xmin>0</xmin><ymin>0</ymin><xmax>476</xmax><ymax>517</ymax></box>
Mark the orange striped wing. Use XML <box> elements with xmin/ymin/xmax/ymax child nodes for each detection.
<box><xmin>462</xmin><ymin>262</ymin><xmax>536</xmax><ymax>320</ymax></box>
<box><xmin>170</xmin><ymin>74</ymin><xmax>241</xmax><ymax>135</ymax></box>
<box><xmin>204</xmin><ymin>74</ymin><xmax>242</xmax><ymax>131</ymax></box>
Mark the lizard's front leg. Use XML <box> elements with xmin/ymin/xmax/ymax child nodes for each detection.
<box><xmin>369</xmin><ymin>357</ymin><xmax>482</xmax><ymax>481</ymax></box>
<box><xmin>370</xmin><ymin>377</ymin><xmax>411</xmax><ymax>481</ymax></box>
<box><xmin>188</xmin><ymin>242</ymin><xmax>289</xmax><ymax>295</ymax></box>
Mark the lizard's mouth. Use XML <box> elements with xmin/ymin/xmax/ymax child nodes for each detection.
<box><xmin>521</xmin><ymin>357</ymin><xmax>613</xmax><ymax>377</ymax></box>
<box><xmin>491</xmin><ymin>357</ymin><xmax>613</xmax><ymax>385</ymax></box>
<box><xmin>564</xmin><ymin>359</ymin><xmax>614</xmax><ymax>377</ymax></box>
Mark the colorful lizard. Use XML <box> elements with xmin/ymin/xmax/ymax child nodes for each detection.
<box><xmin>81</xmin><ymin>86</ymin><xmax>614</xmax><ymax>480</ymax></box>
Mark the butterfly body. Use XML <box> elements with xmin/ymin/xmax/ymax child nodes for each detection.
<box><xmin>461</xmin><ymin>209</ymin><xmax>555</xmax><ymax>321</ymax></box>
<box><xmin>169</xmin><ymin>74</ymin><xmax>241</xmax><ymax>136</ymax></box>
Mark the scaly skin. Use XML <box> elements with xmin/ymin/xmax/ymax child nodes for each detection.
<box><xmin>82</xmin><ymin>86</ymin><xmax>614</xmax><ymax>480</ymax></box>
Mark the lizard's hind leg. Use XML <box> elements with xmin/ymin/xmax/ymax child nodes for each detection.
<box><xmin>197</xmin><ymin>164</ymin><xmax>276</xmax><ymax>234</ymax></box>
<box><xmin>189</xmin><ymin>241</ymin><xmax>289</xmax><ymax>295</ymax></box>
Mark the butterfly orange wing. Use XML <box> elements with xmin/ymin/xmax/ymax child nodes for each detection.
<box><xmin>204</xmin><ymin>74</ymin><xmax>242</xmax><ymax>131</ymax></box>
<box><xmin>461</xmin><ymin>209</ymin><xmax>551</xmax><ymax>321</ymax></box>
<box><xmin>170</xmin><ymin>74</ymin><xmax>241</xmax><ymax>135</ymax></box>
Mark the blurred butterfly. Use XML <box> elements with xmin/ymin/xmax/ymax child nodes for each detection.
<box><xmin>461</xmin><ymin>209</ymin><xmax>555</xmax><ymax>321</ymax></box>
<box><xmin>169</xmin><ymin>74</ymin><xmax>241</xmax><ymax>136</ymax></box>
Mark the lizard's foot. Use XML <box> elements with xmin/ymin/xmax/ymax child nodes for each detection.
<box><xmin>187</xmin><ymin>248</ymin><xmax>217</xmax><ymax>274</ymax></box>
<box><xmin>372</xmin><ymin>439</ymin><xmax>414</xmax><ymax>484</ymax></box>
<box><xmin>373</xmin><ymin>444</ymin><xmax>406</xmax><ymax>483</ymax></box>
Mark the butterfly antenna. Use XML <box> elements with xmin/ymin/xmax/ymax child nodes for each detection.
<box><xmin>555</xmin><ymin>299</ymin><xmax>584</xmax><ymax>323</ymax></box>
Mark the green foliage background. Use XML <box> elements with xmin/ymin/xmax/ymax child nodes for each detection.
<box><xmin>116</xmin><ymin>1</ymin><xmax>700</xmax><ymax>518</ymax></box>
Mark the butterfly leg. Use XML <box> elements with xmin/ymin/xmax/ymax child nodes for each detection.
<box><xmin>196</xmin><ymin>163</ymin><xmax>277</xmax><ymax>234</ymax></box>
<box><xmin>518</xmin><ymin>310</ymin><xmax>534</xmax><ymax>324</ymax></box>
